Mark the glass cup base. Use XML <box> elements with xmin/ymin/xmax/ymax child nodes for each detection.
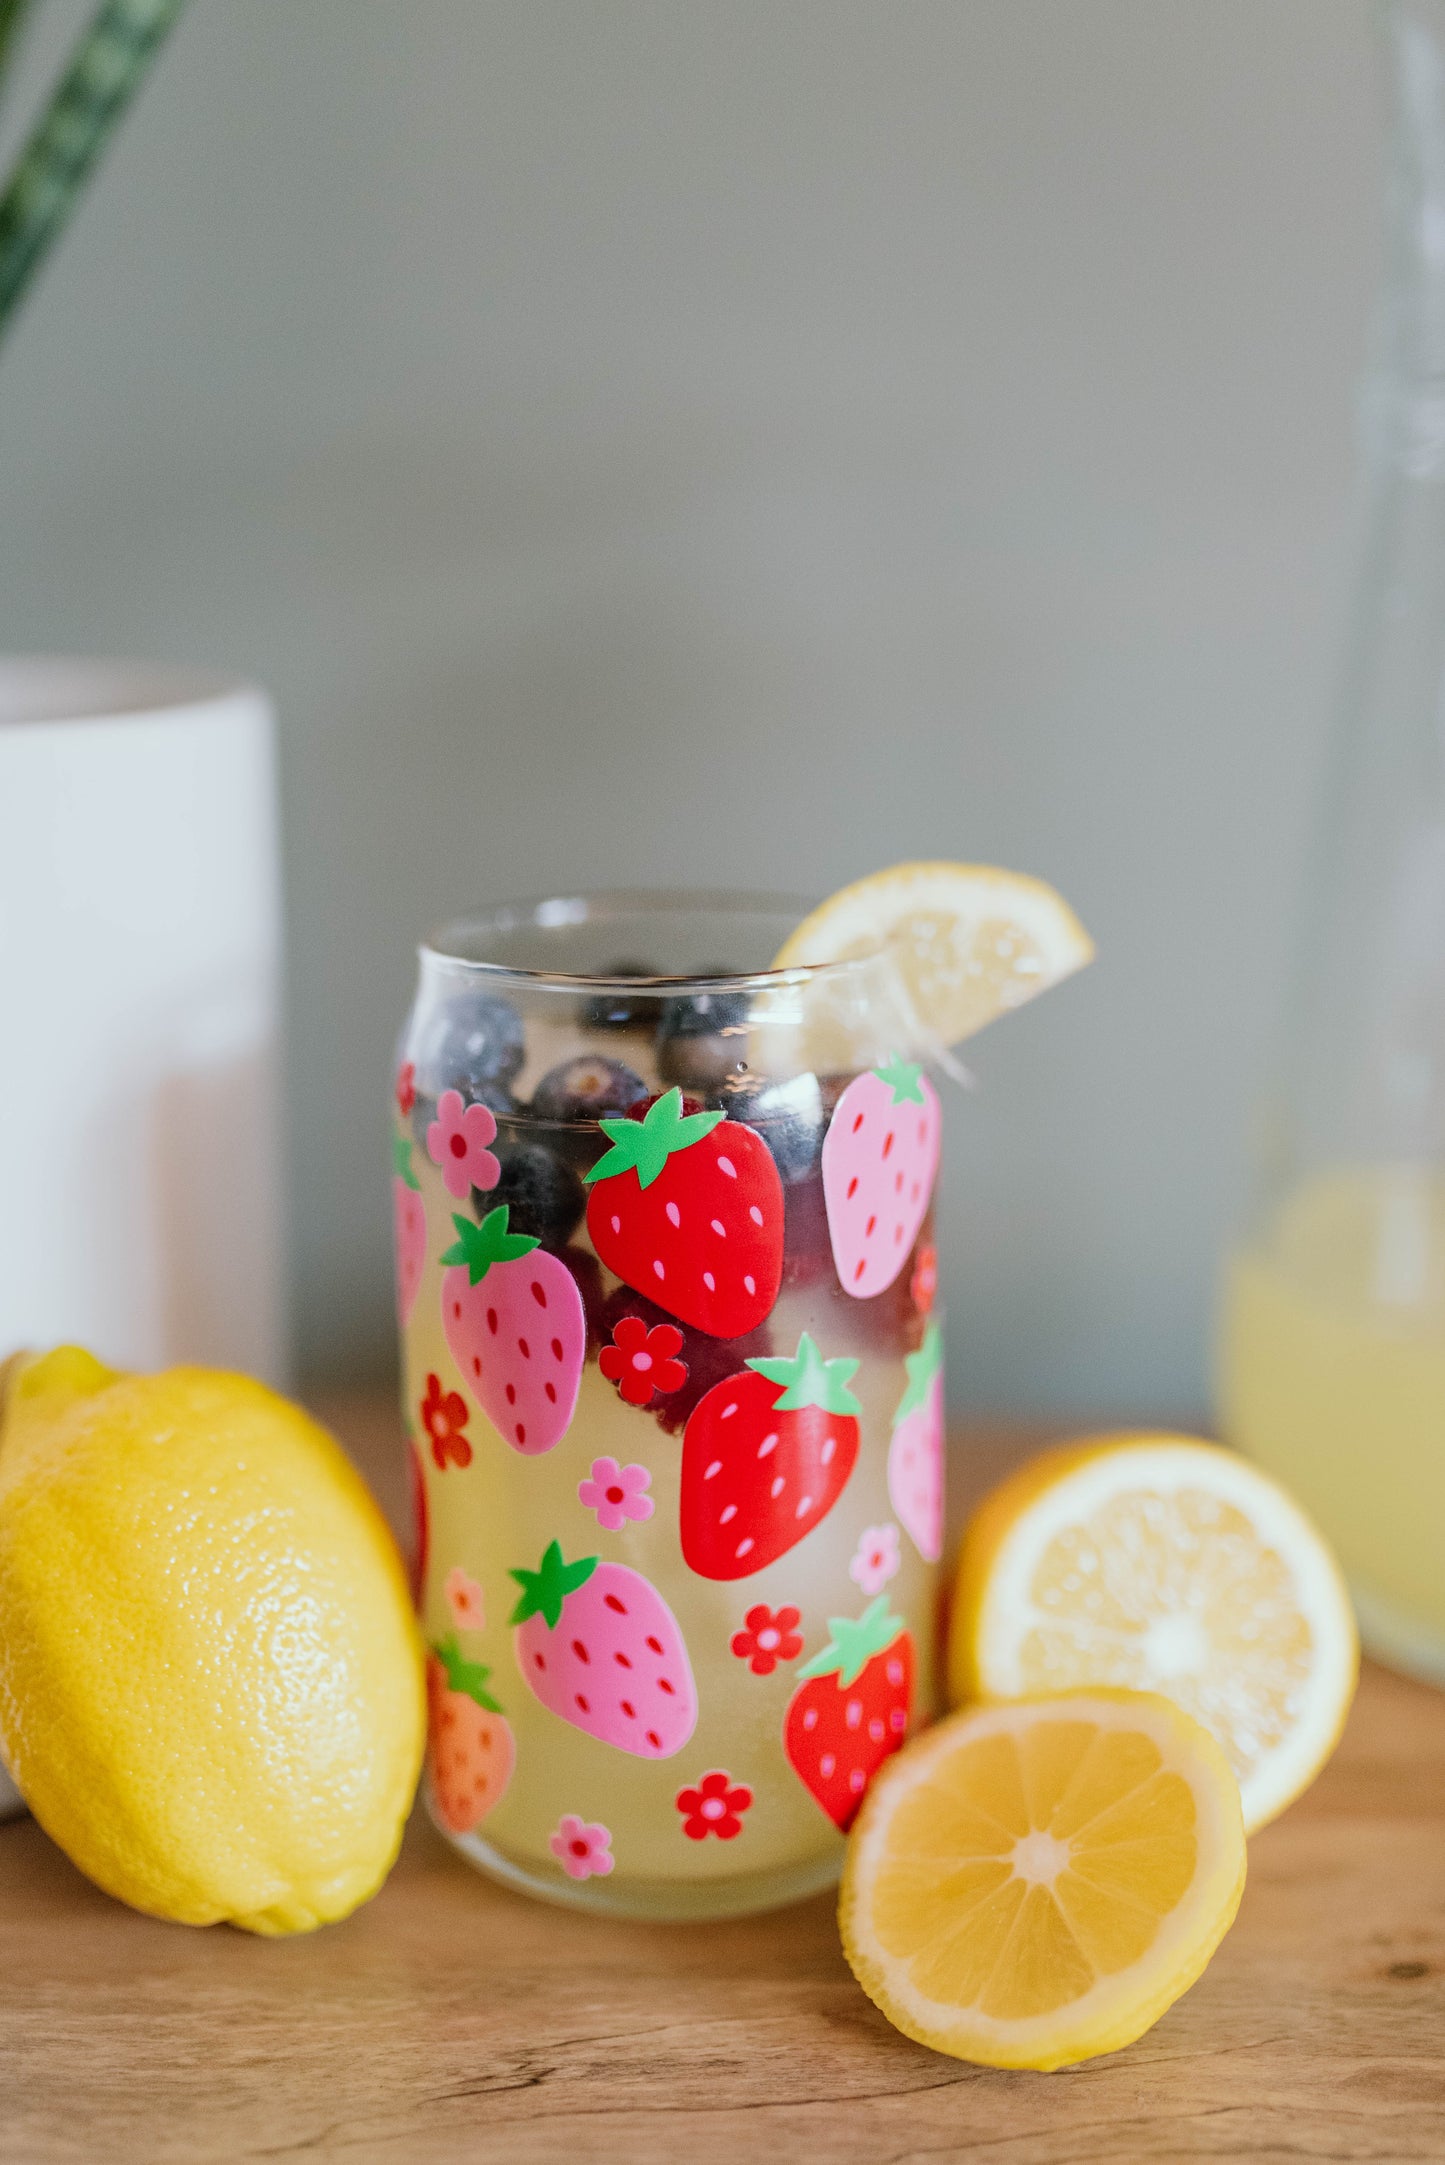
<box><xmin>1351</xmin><ymin>1580</ymin><xmax>1445</xmax><ymax>1689</ymax></box>
<box><xmin>432</xmin><ymin>1805</ymin><xmax>844</xmax><ymax>1922</ymax></box>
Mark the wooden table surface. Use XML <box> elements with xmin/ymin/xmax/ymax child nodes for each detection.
<box><xmin>2</xmin><ymin>1399</ymin><xmax>1443</xmax><ymax>2163</ymax></box>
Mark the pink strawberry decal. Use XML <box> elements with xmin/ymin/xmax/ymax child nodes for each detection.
<box><xmin>510</xmin><ymin>1540</ymin><xmax>697</xmax><ymax>1759</ymax></box>
<box><xmin>584</xmin><ymin>1087</ymin><xmax>783</xmax><ymax>1339</ymax></box>
<box><xmin>680</xmin><ymin>1331</ymin><xmax>861</xmax><ymax>1580</ymax></box>
<box><xmin>888</xmin><ymin>1319</ymin><xmax>944</xmax><ymax>1562</ymax></box>
<box><xmin>822</xmin><ymin>1058</ymin><xmax>941</xmax><ymax>1298</ymax></box>
<box><xmin>783</xmin><ymin>1597</ymin><xmax>914</xmax><ymax>1830</ymax></box>
<box><xmin>427</xmin><ymin>1635</ymin><xmax>516</xmax><ymax>1834</ymax></box>
<box><xmin>440</xmin><ymin>1206</ymin><xmax>585</xmax><ymax>1455</ymax></box>
<box><xmin>392</xmin><ymin>1136</ymin><xmax>427</xmax><ymax>1327</ymax></box>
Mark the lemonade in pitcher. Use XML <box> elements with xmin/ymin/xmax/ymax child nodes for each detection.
<box><xmin>392</xmin><ymin>876</ymin><xmax>1090</xmax><ymax>1917</ymax></box>
<box><xmin>1220</xmin><ymin>1168</ymin><xmax>1445</xmax><ymax>1682</ymax></box>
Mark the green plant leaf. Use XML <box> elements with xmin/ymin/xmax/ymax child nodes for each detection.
<box><xmin>0</xmin><ymin>0</ymin><xmax>193</xmax><ymax>342</ymax></box>
<box><xmin>392</xmin><ymin>1134</ymin><xmax>421</xmax><ymax>1190</ymax></box>
<box><xmin>508</xmin><ymin>1539</ymin><xmax>598</xmax><ymax>1629</ymax></box>
<box><xmin>432</xmin><ymin>1633</ymin><xmax>503</xmax><ymax>1713</ymax></box>
<box><xmin>0</xmin><ymin>1</ymin><xmax>34</xmax><ymax>115</ymax></box>
<box><xmin>439</xmin><ymin>1206</ymin><xmax>539</xmax><ymax>1283</ymax></box>
<box><xmin>794</xmin><ymin>1596</ymin><xmax>904</xmax><ymax>1689</ymax></box>
<box><xmin>747</xmin><ymin>1332</ymin><xmax>861</xmax><ymax>1416</ymax></box>
<box><xmin>582</xmin><ymin>1086</ymin><xmax>724</xmax><ymax>1191</ymax></box>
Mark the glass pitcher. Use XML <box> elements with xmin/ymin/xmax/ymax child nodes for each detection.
<box><xmin>1218</xmin><ymin>0</ymin><xmax>1445</xmax><ymax>1685</ymax></box>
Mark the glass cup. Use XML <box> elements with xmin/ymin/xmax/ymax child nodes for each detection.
<box><xmin>392</xmin><ymin>892</ymin><xmax>945</xmax><ymax>1918</ymax></box>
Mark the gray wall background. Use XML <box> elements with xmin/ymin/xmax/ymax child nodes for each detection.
<box><xmin>0</xmin><ymin>2</ymin><xmax>1379</xmax><ymax>1415</ymax></box>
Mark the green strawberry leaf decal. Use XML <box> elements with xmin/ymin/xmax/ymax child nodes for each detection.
<box><xmin>439</xmin><ymin>1205</ymin><xmax>541</xmax><ymax>1283</ymax></box>
<box><xmin>393</xmin><ymin>1134</ymin><xmax>421</xmax><ymax>1190</ymax></box>
<box><xmin>582</xmin><ymin>1086</ymin><xmax>725</xmax><ymax>1191</ymax></box>
<box><xmin>432</xmin><ymin>1633</ymin><xmax>503</xmax><ymax>1712</ymax></box>
<box><xmin>873</xmin><ymin>1056</ymin><xmax>928</xmax><ymax>1105</ymax></box>
<box><xmin>508</xmin><ymin>1539</ymin><xmax>599</xmax><ymax>1629</ymax></box>
<box><xmin>893</xmin><ymin>1320</ymin><xmax>944</xmax><ymax>1424</ymax></box>
<box><xmin>794</xmin><ymin>1595</ymin><xmax>905</xmax><ymax>1689</ymax></box>
<box><xmin>747</xmin><ymin>1332</ymin><xmax>862</xmax><ymax>1417</ymax></box>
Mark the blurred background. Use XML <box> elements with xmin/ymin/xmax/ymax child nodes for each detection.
<box><xmin>0</xmin><ymin>1</ymin><xmax>1380</xmax><ymax>1416</ymax></box>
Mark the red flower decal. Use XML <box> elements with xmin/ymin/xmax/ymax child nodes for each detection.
<box><xmin>911</xmin><ymin>1242</ymin><xmax>938</xmax><ymax>1314</ymax></box>
<box><xmin>420</xmin><ymin>1371</ymin><xmax>472</xmax><ymax>1470</ymax></box>
<box><xmin>730</xmin><ymin>1603</ymin><xmax>804</xmax><ymax>1677</ymax></box>
<box><xmin>676</xmin><ymin>1769</ymin><xmax>753</xmax><ymax>1842</ymax></box>
<box><xmin>396</xmin><ymin>1060</ymin><xmax>417</xmax><ymax>1118</ymax></box>
<box><xmin>599</xmin><ymin>1314</ymin><xmax>687</xmax><ymax>1407</ymax></box>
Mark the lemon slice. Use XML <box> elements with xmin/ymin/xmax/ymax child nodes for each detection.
<box><xmin>771</xmin><ymin>861</ymin><xmax>1094</xmax><ymax>1049</ymax></box>
<box><xmin>841</xmin><ymin>1689</ymin><xmax>1246</xmax><ymax>2070</ymax></box>
<box><xmin>948</xmin><ymin>1435</ymin><xmax>1358</xmax><ymax>1834</ymax></box>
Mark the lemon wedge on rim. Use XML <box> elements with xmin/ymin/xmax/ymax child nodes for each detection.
<box><xmin>841</xmin><ymin>1688</ymin><xmax>1246</xmax><ymax>2070</ymax></box>
<box><xmin>771</xmin><ymin>860</ymin><xmax>1094</xmax><ymax>1050</ymax></box>
<box><xmin>948</xmin><ymin>1435</ymin><xmax>1358</xmax><ymax>1834</ymax></box>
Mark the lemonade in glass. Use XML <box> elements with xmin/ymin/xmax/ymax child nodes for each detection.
<box><xmin>393</xmin><ymin>894</ymin><xmax>946</xmax><ymax>1918</ymax></box>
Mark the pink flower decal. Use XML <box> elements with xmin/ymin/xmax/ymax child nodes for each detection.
<box><xmin>427</xmin><ymin>1087</ymin><xmax>500</xmax><ymax>1200</ymax></box>
<box><xmin>598</xmin><ymin>1314</ymin><xmax>687</xmax><ymax>1407</ymax></box>
<box><xmin>730</xmin><ymin>1603</ymin><xmax>804</xmax><ymax>1677</ymax></box>
<box><xmin>549</xmin><ymin>1813</ymin><xmax>615</xmax><ymax>1881</ymax></box>
<box><xmin>577</xmin><ymin>1456</ymin><xmax>654</xmax><ymax>1532</ymax></box>
<box><xmin>445</xmin><ymin>1566</ymin><xmax>485</xmax><ymax>1629</ymax></box>
<box><xmin>677</xmin><ymin>1769</ymin><xmax>753</xmax><ymax>1842</ymax></box>
<box><xmin>395</xmin><ymin>1060</ymin><xmax>417</xmax><ymax>1118</ymax></box>
<box><xmin>420</xmin><ymin>1372</ymin><xmax>472</xmax><ymax>1470</ymax></box>
<box><xmin>849</xmin><ymin>1523</ymin><xmax>902</xmax><ymax>1597</ymax></box>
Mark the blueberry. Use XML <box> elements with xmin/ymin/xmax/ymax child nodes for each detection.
<box><xmin>478</xmin><ymin>1133</ymin><xmax>584</xmax><ymax>1249</ymax></box>
<box><xmin>530</xmin><ymin>1055</ymin><xmax>648</xmax><ymax>1124</ymax></box>
<box><xmin>413</xmin><ymin>989</ymin><xmax>525</xmax><ymax>1101</ymax></box>
<box><xmin>656</xmin><ymin>977</ymin><xmax>752</xmax><ymax>1088</ymax></box>
<box><xmin>581</xmin><ymin>959</ymin><xmax>662</xmax><ymax>1033</ymax></box>
<box><xmin>411</xmin><ymin>1076</ymin><xmax>517</xmax><ymax>1159</ymax></box>
<box><xmin>717</xmin><ymin>1072</ymin><xmax>826</xmax><ymax>1184</ymax></box>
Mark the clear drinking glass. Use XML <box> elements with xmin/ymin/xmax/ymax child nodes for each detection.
<box><xmin>1217</xmin><ymin>2</ymin><xmax>1445</xmax><ymax>1686</ymax></box>
<box><xmin>391</xmin><ymin>892</ymin><xmax>945</xmax><ymax>1918</ymax></box>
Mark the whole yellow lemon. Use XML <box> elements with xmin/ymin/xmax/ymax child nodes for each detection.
<box><xmin>0</xmin><ymin>1348</ymin><xmax>424</xmax><ymax>1934</ymax></box>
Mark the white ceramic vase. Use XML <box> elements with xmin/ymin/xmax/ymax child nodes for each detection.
<box><xmin>0</xmin><ymin>659</ymin><xmax>288</xmax><ymax>1819</ymax></box>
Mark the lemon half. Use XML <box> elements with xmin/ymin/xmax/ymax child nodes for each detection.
<box><xmin>841</xmin><ymin>1689</ymin><xmax>1246</xmax><ymax>2070</ymax></box>
<box><xmin>949</xmin><ymin>1435</ymin><xmax>1358</xmax><ymax>1833</ymax></box>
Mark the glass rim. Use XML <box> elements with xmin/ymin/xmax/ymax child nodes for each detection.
<box><xmin>419</xmin><ymin>887</ymin><xmax>885</xmax><ymax>995</ymax></box>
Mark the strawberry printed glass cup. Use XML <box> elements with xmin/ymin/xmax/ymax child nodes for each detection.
<box><xmin>394</xmin><ymin>893</ymin><xmax>946</xmax><ymax>1919</ymax></box>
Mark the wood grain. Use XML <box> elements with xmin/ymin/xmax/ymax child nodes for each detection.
<box><xmin>0</xmin><ymin>1400</ymin><xmax>1441</xmax><ymax>2164</ymax></box>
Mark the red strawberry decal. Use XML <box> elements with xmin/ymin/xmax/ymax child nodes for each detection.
<box><xmin>680</xmin><ymin>1331</ymin><xmax>861</xmax><ymax>1579</ymax></box>
<box><xmin>439</xmin><ymin>1206</ymin><xmax>586</xmax><ymax>1454</ymax></box>
<box><xmin>783</xmin><ymin>1596</ymin><xmax>914</xmax><ymax>1830</ymax></box>
<box><xmin>584</xmin><ymin>1087</ymin><xmax>783</xmax><ymax>1339</ymax></box>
